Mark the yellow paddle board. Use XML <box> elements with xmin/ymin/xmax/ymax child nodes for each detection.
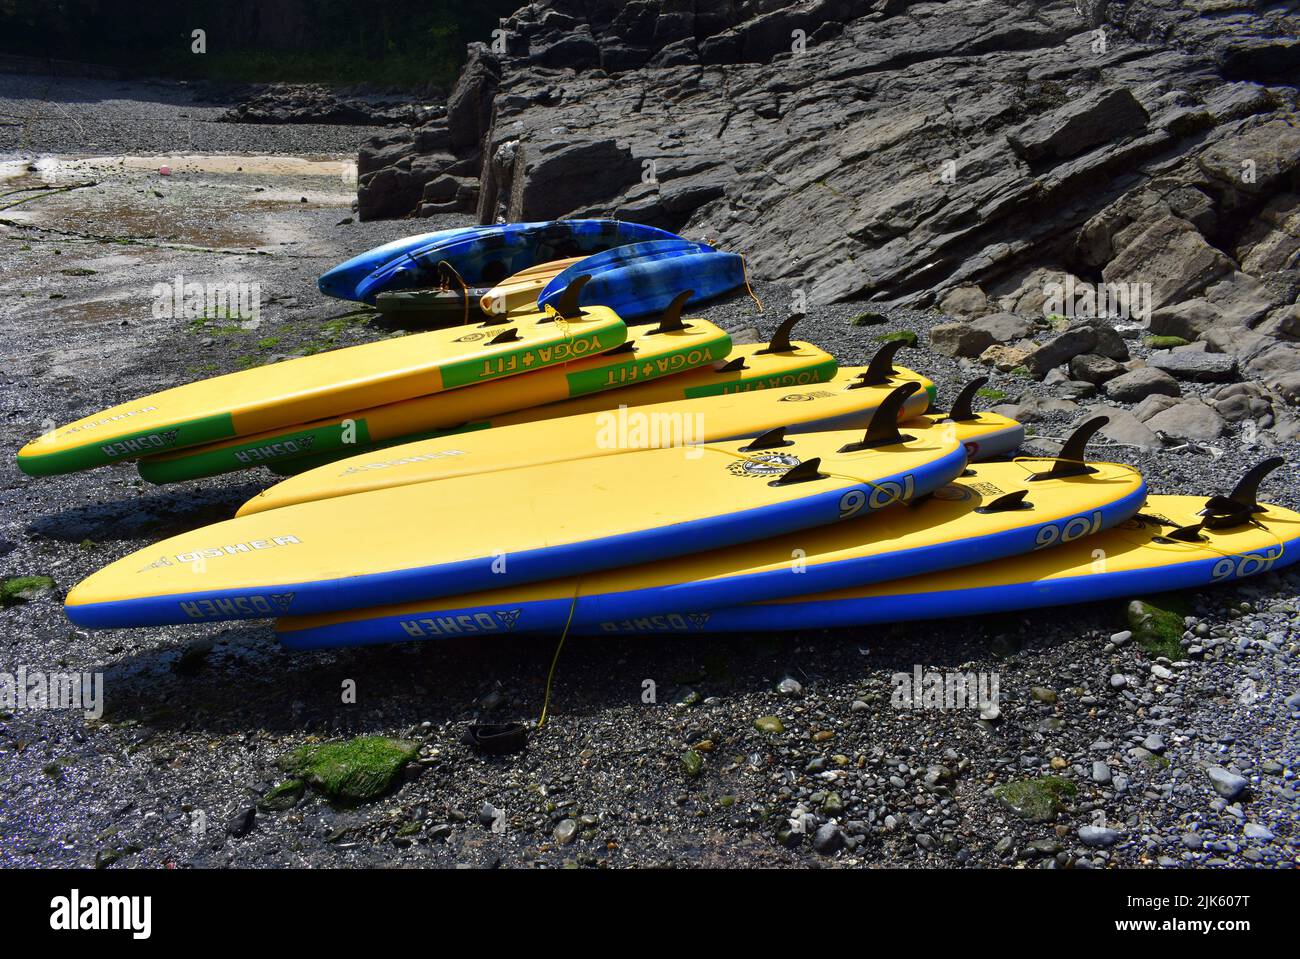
<box><xmin>263</xmin><ymin>329</ymin><xmax>927</xmax><ymax>479</ymax></box>
<box><xmin>64</xmin><ymin>383</ymin><xmax>968</xmax><ymax>629</ymax></box>
<box><xmin>136</xmin><ymin>312</ymin><xmax>735</xmax><ymax>483</ymax></box>
<box><xmin>274</xmin><ymin>439</ymin><xmax>1145</xmax><ymax>648</ymax></box>
<box><xmin>237</xmin><ymin>361</ymin><xmax>959</xmax><ymax>516</ymax></box>
<box><xmin>17</xmin><ymin>307</ymin><xmax>625</xmax><ymax>476</ymax></box>
<box><xmin>481</xmin><ymin>257</ymin><xmax>585</xmax><ymax>316</ymax></box>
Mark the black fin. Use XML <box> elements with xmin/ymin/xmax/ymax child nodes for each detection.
<box><xmin>651</xmin><ymin>290</ymin><xmax>693</xmax><ymax>334</ymax></box>
<box><xmin>1199</xmin><ymin>456</ymin><xmax>1283</xmax><ymax>523</ymax></box>
<box><xmin>461</xmin><ymin>722</ymin><xmax>528</xmax><ymax>756</ymax></box>
<box><xmin>1029</xmin><ymin>416</ymin><xmax>1106</xmax><ymax>481</ymax></box>
<box><xmin>837</xmin><ymin>381</ymin><xmax>920</xmax><ymax>452</ymax></box>
<box><xmin>756</xmin><ymin>313</ymin><xmax>802</xmax><ymax>355</ymax></box>
<box><xmin>852</xmin><ymin>339</ymin><xmax>908</xmax><ymax>387</ymax></box>
<box><xmin>740</xmin><ymin>427</ymin><xmax>789</xmax><ymax>452</ymax></box>
<box><xmin>975</xmin><ymin>488</ymin><xmax>1032</xmax><ymax>514</ymax></box>
<box><xmin>941</xmin><ymin>376</ymin><xmax>988</xmax><ymax>422</ymax></box>
<box><xmin>551</xmin><ymin>274</ymin><xmax>592</xmax><ymax>320</ymax></box>
<box><xmin>488</xmin><ymin>327</ymin><xmax>521</xmax><ymax>345</ymax></box>
<box><xmin>769</xmin><ymin>457</ymin><xmax>824</xmax><ymax>486</ymax></box>
<box><xmin>716</xmin><ymin>356</ymin><xmax>748</xmax><ymax>373</ymax></box>
<box><xmin>1164</xmin><ymin>522</ymin><xmax>1206</xmax><ymax>543</ymax></box>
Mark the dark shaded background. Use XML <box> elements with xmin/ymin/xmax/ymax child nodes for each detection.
<box><xmin>0</xmin><ymin>0</ymin><xmax>521</xmax><ymax>89</ymax></box>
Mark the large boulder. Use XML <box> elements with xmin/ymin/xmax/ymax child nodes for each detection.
<box><xmin>1104</xmin><ymin>367</ymin><xmax>1182</xmax><ymax>402</ymax></box>
<box><xmin>1007</xmin><ymin>87</ymin><xmax>1149</xmax><ymax>164</ymax></box>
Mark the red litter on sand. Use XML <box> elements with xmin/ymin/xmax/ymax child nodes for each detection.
<box><xmin>159</xmin><ymin>165</ymin><xmax>172</xmax><ymax>176</ymax></box>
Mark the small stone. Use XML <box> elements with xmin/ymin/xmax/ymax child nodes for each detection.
<box><xmin>554</xmin><ymin>819</ymin><xmax>578</xmax><ymax>844</ymax></box>
<box><xmin>812</xmin><ymin>823</ymin><xmax>844</xmax><ymax>854</ymax></box>
<box><xmin>1243</xmin><ymin>823</ymin><xmax>1273</xmax><ymax>841</ymax></box>
<box><xmin>1092</xmin><ymin>762</ymin><xmax>1112</xmax><ymax>785</ymax></box>
<box><xmin>1031</xmin><ymin>686</ymin><xmax>1058</xmax><ymax>704</ymax></box>
<box><xmin>1142</xmin><ymin>734</ymin><xmax>1167</xmax><ymax>754</ymax></box>
<box><xmin>1077</xmin><ymin>825</ymin><xmax>1119</xmax><ymax>848</ymax></box>
<box><xmin>753</xmin><ymin>716</ymin><xmax>785</xmax><ymax>734</ymax></box>
<box><xmin>226</xmin><ymin>805</ymin><xmax>256</xmax><ymax>838</ymax></box>
<box><xmin>1110</xmin><ymin>674</ymin><xmax>1128</xmax><ymax>690</ymax></box>
<box><xmin>776</xmin><ymin>677</ymin><xmax>803</xmax><ymax>697</ymax></box>
<box><xmin>1110</xmin><ymin>630</ymin><xmax>1132</xmax><ymax>645</ymax></box>
<box><xmin>1206</xmin><ymin>766</ymin><xmax>1248</xmax><ymax>800</ymax></box>
<box><xmin>680</xmin><ymin>750</ymin><xmax>703</xmax><ymax>778</ymax></box>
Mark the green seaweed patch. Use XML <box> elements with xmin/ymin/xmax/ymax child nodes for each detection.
<box><xmin>259</xmin><ymin>778</ymin><xmax>306</xmax><ymax>812</ymax></box>
<box><xmin>851</xmin><ymin>311</ymin><xmax>888</xmax><ymax>326</ymax></box>
<box><xmin>976</xmin><ymin>387</ymin><xmax>1007</xmax><ymax>401</ymax></box>
<box><xmin>994</xmin><ymin>775</ymin><xmax>1077</xmax><ymax>822</ymax></box>
<box><xmin>876</xmin><ymin>331</ymin><xmax>918</xmax><ymax>347</ymax></box>
<box><xmin>1127</xmin><ymin>598</ymin><xmax>1184</xmax><ymax>659</ymax></box>
<box><xmin>1</xmin><ymin>575</ymin><xmax>56</xmax><ymax>607</ymax></box>
<box><xmin>681</xmin><ymin>749</ymin><xmax>703</xmax><ymax>778</ymax></box>
<box><xmin>279</xmin><ymin>736</ymin><xmax>419</xmax><ymax>806</ymax></box>
<box><xmin>1145</xmin><ymin>335</ymin><xmax>1190</xmax><ymax>349</ymax></box>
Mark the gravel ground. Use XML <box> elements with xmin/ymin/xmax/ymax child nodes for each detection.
<box><xmin>1</xmin><ymin>73</ymin><xmax>1296</xmax><ymax>870</ymax></box>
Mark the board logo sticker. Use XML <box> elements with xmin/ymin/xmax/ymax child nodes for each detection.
<box><xmin>270</xmin><ymin>593</ymin><xmax>296</xmax><ymax>613</ymax></box>
<box><xmin>452</xmin><ymin>330</ymin><xmax>494</xmax><ymax>342</ymax></box>
<box><xmin>687</xmin><ymin>612</ymin><xmax>711</xmax><ymax>629</ymax></box>
<box><xmin>496</xmin><ymin>609</ymin><xmax>522</xmax><ymax>630</ymax></box>
<box><xmin>138</xmin><ymin>555</ymin><xmax>173</xmax><ymax>572</ymax></box>
<box><xmin>1211</xmin><ymin>547</ymin><xmax>1281</xmax><ymax>582</ymax></box>
<box><xmin>779</xmin><ymin>390</ymin><xmax>835</xmax><ymax>402</ymax></box>
<box><xmin>727</xmin><ymin>452</ymin><xmax>801</xmax><ymax>477</ymax></box>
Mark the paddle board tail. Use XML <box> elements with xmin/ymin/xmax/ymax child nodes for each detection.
<box><xmin>589</xmin><ymin>458</ymin><xmax>1299</xmax><ymax>634</ymax></box>
<box><xmin>273</xmin><ymin>414</ymin><xmax>1141</xmax><ymax>649</ymax></box>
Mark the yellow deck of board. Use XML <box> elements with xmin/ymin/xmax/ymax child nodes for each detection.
<box><xmin>277</xmin><ymin>456</ymin><xmax>1143</xmax><ymax>633</ymax></box>
<box><xmin>238</xmin><ymin>362</ymin><xmax>925</xmax><ymax>515</ymax></box>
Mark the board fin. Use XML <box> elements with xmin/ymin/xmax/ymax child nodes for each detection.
<box><xmin>716</xmin><ymin>356</ymin><xmax>748</xmax><ymax>372</ymax></box>
<box><xmin>769</xmin><ymin>456</ymin><xmax>824</xmax><ymax>486</ymax></box>
<box><xmin>1029</xmin><ymin>416</ymin><xmax>1106</xmax><ymax>481</ymax></box>
<box><xmin>549</xmin><ymin>274</ymin><xmax>592</xmax><ymax>321</ymax></box>
<box><xmin>1164</xmin><ymin>522</ymin><xmax>1207</xmax><ymax>543</ymax></box>
<box><xmin>488</xmin><ymin>327</ymin><xmax>521</xmax><ymax>345</ymax></box>
<box><xmin>937</xmin><ymin>376</ymin><xmax>987</xmax><ymax>423</ymax></box>
<box><xmin>851</xmin><ymin>339</ymin><xmax>908</xmax><ymax>387</ymax></box>
<box><xmin>741</xmin><ymin>427</ymin><xmax>790</xmax><ymax>452</ymax></box>
<box><xmin>975</xmin><ymin>488</ymin><xmax>1032</xmax><ymax>513</ymax></box>
<box><xmin>651</xmin><ymin>290</ymin><xmax>693</xmax><ymax>334</ymax></box>
<box><xmin>1199</xmin><ymin>456</ymin><xmax>1283</xmax><ymax>528</ymax></box>
<box><xmin>837</xmin><ymin>381</ymin><xmax>920</xmax><ymax>452</ymax></box>
<box><xmin>462</xmin><ymin>722</ymin><xmax>528</xmax><ymax>756</ymax></box>
<box><xmin>756</xmin><ymin>313</ymin><xmax>802</xmax><ymax>355</ymax></box>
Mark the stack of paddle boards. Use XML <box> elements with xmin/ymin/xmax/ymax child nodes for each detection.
<box><xmin>21</xmin><ymin>216</ymin><xmax>1298</xmax><ymax>647</ymax></box>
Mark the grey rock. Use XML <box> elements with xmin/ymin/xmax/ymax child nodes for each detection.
<box><xmin>812</xmin><ymin>822</ymin><xmax>844</xmax><ymax>855</ymax></box>
<box><xmin>930</xmin><ymin>323</ymin><xmax>994</xmax><ymax>358</ymax></box>
<box><xmin>1145</xmin><ymin>400</ymin><xmax>1227</xmax><ymax>442</ymax></box>
<box><xmin>1024</xmin><ymin>328</ymin><xmax>1097</xmax><ymax>377</ymax></box>
<box><xmin>1148</xmin><ymin>350</ymin><xmax>1239</xmax><ymax>382</ymax></box>
<box><xmin>1104</xmin><ymin>368</ymin><xmax>1182</xmax><ymax>402</ymax></box>
<box><xmin>1070</xmin><ymin>353</ymin><xmax>1125</xmax><ymax>384</ymax></box>
<box><xmin>1077</xmin><ymin>824</ymin><xmax>1120</xmax><ymax>848</ymax></box>
<box><xmin>1206</xmin><ymin>766</ymin><xmax>1248</xmax><ymax>800</ymax></box>
<box><xmin>1092</xmin><ymin>762</ymin><xmax>1113</xmax><ymax>784</ymax></box>
<box><xmin>1008</xmin><ymin>87</ymin><xmax>1150</xmax><ymax>164</ymax></box>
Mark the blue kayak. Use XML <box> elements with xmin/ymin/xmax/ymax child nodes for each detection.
<box><xmin>318</xmin><ymin>226</ymin><xmax>495</xmax><ymax>301</ymax></box>
<box><xmin>537</xmin><ymin>241</ymin><xmax>746</xmax><ymax>319</ymax></box>
<box><xmin>336</xmin><ymin>220</ymin><xmax>682</xmax><ymax>304</ymax></box>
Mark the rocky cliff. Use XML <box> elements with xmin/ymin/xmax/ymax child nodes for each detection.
<box><xmin>356</xmin><ymin>0</ymin><xmax>1298</xmax><ymax>422</ymax></box>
